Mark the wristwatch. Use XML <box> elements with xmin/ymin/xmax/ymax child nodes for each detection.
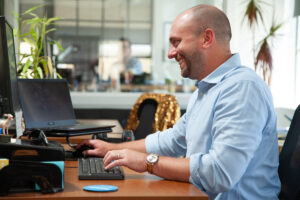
<box><xmin>146</xmin><ymin>153</ymin><xmax>159</xmax><ymax>174</ymax></box>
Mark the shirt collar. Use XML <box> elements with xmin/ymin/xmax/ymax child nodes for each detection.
<box><xmin>196</xmin><ymin>53</ymin><xmax>241</xmax><ymax>90</ymax></box>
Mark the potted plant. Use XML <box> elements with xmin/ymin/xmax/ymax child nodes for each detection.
<box><xmin>242</xmin><ymin>0</ymin><xmax>282</xmax><ymax>85</ymax></box>
<box><xmin>13</xmin><ymin>5</ymin><xmax>64</xmax><ymax>79</ymax></box>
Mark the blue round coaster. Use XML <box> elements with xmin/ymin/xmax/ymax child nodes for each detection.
<box><xmin>83</xmin><ymin>185</ymin><xmax>118</xmax><ymax>192</ymax></box>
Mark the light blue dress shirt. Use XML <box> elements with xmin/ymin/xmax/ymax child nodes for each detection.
<box><xmin>127</xmin><ymin>57</ymin><xmax>143</xmax><ymax>75</ymax></box>
<box><xmin>145</xmin><ymin>54</ymin><xmax>281</xmax><ymax>199</ymax></box>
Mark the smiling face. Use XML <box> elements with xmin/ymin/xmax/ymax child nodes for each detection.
<box><xmin>168</xmin><ymin>13</ymin><xmax>206</xmax><ymax>80</ymax></box>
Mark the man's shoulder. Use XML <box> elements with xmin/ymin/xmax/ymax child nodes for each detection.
<box><xmin>218</xmin><ymin>65</ymin><xmax>273</xmax><ymax>102</ymax></box>
<box><xmin>224</xmin><ymin>66</ymin><xmax>266</xmax><ymax>86</ymax></box>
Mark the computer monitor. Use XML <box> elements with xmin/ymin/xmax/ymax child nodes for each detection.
<box><xmin>18</xmin><ymin>79</ymin><xmax>76</xmax><ymax>130</ymax></box>
<box><xmin>0</xmin><ymin>16</ymin><xmax>20</xmax><ymax>116</ymax></box>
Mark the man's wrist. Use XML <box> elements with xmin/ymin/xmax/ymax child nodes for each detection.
<box><xmin>146</xmin><ymin>153</ymin><xmax>159</xmax><ymax>173</ymax></box>
<box><xmin>104</xmin><ymin>142</ymin><xmax>115</xmax><ymax>155</ymax></box>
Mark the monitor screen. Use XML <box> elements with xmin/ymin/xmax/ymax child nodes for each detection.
<box><xmin>18</xmin><ymin>79</ymin><xmax>76</xmax><ymax>129</ymax></box>
<box><xmin>0</xmin><ymin>16</ymin><xmax>20</xmax><ymax>116</ymax></box>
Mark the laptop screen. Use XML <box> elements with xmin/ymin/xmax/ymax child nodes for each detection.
<box><xmin>18</xmin><ymin>79</ymin><xmax>76</xmax><ymax>130</ymax></box>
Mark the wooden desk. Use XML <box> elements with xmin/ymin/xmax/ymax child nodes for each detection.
<box><xmin>6</xmin><ymin>119</ymin><xmax>208</xmax><ymax>199</ymax></box>
<box><xmin>2</xmin><ymin>161</ymin><xmax>208</xmax><ymax>200</ymax></box>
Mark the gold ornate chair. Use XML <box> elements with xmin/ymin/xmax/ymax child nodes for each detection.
<box><xmin>126</xmin><ymin>93</ymin><xmax>181</xmax><ymax>140</ymax></box>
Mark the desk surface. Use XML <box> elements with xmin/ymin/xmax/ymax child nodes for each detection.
<box><xmin>2</xmin><ymin>161</ymin><xmax>208</xmax><ymax>200</ymax></box>
<box><xmin>10</xmin><ymin>119</ymin><xmax>208</xmax><ymax>199</ymax></box>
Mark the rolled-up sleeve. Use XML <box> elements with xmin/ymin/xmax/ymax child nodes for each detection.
<box><xmin>145</xmin><ymin>114</ymin><xmax>188</xmax><ymax>157</ymax></box>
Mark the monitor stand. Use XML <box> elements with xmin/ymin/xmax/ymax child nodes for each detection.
<box><xmin>15</xmin><ymin>110</ymin><xmax>23</xmax><ymax>139</ymax></box>
<box><xmin>28</xmin><ymin>129</ymin><xmax>49</xmax><ymax>146</ymax></box>
<box><xmin>44</xmin><ymin>128</ymin><xmax>114</xmax><ymax>148</ymax></box>
<box><xmin>0</xmin><ymin>131</ymin><xmax>65</xmax><ymax>161</ymax></box>
<box><xmin>66</xmin><ymin>132</ymin><xmax>106</xmax><ymax>148</ymax></box>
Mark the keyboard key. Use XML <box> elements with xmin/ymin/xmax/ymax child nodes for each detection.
<box><xmin>82</xmin><ymin>158</ymin><xmax>89</xmax><ymax>173</ymax></box>
<box><xmin>95</xmin><ymin>159</ymin><xmax>102</xmax><ymax>173</ymax></box>
<box><xmin>89</xmin><ymin>158</ymin><xmax>96</xmax><ymax>173</ymax></box>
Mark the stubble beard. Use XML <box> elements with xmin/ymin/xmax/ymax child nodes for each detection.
<box><xmin>181</xmin><ymin>60</ymin><xmax>190</xmax><ymax>78</ymax></box>
<box><xmin>180</xmin><ymin>50</ymin><xmax>204</xmax><ymax>79</ymax></box>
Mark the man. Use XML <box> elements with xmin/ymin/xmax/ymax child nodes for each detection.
<box><xmin>77</xmin><ymin>5</ymin><xmax>281</xmax><ymax>199</ymax></box>
<box><xmin>119</xmin><ymin>37</ymin><xmax>143</xmax><ymax>83</ymax></box>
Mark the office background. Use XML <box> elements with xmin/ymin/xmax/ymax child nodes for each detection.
<box><xmin>1</xmin><ymin>0</ymin><xmax>299</xmax><ymax>127</ymax></box>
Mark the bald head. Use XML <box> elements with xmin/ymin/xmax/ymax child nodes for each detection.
<box><xmin>168</xmin><ymin>5</ymin><xmax>232</xmax><ymax>80</ymax></box>
<box><xmin>179</xmin><ymin>5</ymin><xmax>232</xmax><ymax>45</ymax></box>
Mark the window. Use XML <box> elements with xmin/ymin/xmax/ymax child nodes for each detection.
<box><xmin>19</xmin><ymin>0</ymin><xmax>152</xmax><ymax>91</ymax></box>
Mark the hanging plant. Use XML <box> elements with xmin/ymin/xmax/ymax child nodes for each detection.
<box><xmin>255</xmin><ymin>23</ymin><xmax>283</xmax><ymax>85</ymax></box>
<box><xmin>242</xmin><ymin>0</ymin><xmax>282</xmax><ymax>85</ymax></box>
<box><xmin>243</xmin><ymin>0</ymin><xmax>265</xmax><ymax>28</ymax></box>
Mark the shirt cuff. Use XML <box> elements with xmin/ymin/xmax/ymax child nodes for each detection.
<box><xmin>189</xmin><ymin>153</ymin><xmax>206</xmax><ymax>192</ymax></box>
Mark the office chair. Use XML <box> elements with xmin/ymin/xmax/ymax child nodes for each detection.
<box><xmin>126</xmin><ymin>93</ymin><xmax>181</xmax><ymax>140</ymax></box>
<box><xmin>278</xmin><ymin>104</ymin><xmax>300</xmax><ymax>200</ymax></box>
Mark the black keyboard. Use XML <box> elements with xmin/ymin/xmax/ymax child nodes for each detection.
<box><xmin>78</xmin><ymin>157</ymin><xmax>124</xmax><ymax>180</ymax></box>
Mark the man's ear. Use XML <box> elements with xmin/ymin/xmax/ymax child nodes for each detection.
<box><xmin>200</xmin><ymin>28</ymin><xmax>214</xmax><ymax>49</ymax></box>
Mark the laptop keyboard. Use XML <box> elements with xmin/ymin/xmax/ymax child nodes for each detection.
<box><xmin>78</xmin><ymin>157</ymin><xmax>124</xmax><ymax>180</ymax></box>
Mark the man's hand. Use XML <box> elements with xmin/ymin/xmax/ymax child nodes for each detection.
<box><xmin>76</xmin><ymin>139</ymin><xmax>110</xmax><ymax>157</ymax></box>
<box><xmin>103</xmin><ymin>149</ymin><xmax>147</xmax><ymax>173</ymax></box>
<box><xmin>77</xmin><ymin>139</ymin><xmax>190</xmax><ymax>182</ymax></box>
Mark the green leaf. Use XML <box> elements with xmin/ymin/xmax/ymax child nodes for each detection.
<box><xmin>37</xmin><ymin>67</ymin><xmax>44</xmax><ymax>79</ymax></box>
<box><xmin>271</xmin><ymin>23</ymin><xmax>283</xmax><ymax>33</ymax></box>
<box><xmin>45</xmin><ymin>28</ymin><xmax>56</xmax><ymax>34</ymax></box>
<box><xmin>45</xmin><ymin>17</ymin><xmax>60</xmax><ymax>25</ymax></box>
<box><xmin>23</xmin><ymin>37</ymin><xmax>35</xmax><ymax>47</ymax></box>
<box><xmin>22</xmin><ymin>59</ymin><xmax>32</xmax><ymax>74</ymax></box>
<box><xmin>22</xmin><ymin>4</ymin><xmax>44</xmax><ymax>15</ymax></box>
<box><xmin>31</xmin><ymin>28</ymin><xmax>39</xmax><ymax>42</ymax></box>
<box><xmin>20</xmin><ymin>32</ymin><xmax>32</xmax><ymax>38</ymax></box>
<box><xmin>28</xmin><ymin>12</ymin><xmax>39</xmax><ymax>19</ymax></box>
<box><xmin>56</xmin><ymin>73</ymin><xmax>63</xmax><ymax>79</ymax></box>
<box><xmin>25</xmin><ymin>17</ymin><xmax>40</xmax><ymax>24</ymax></box>
<box><xmin>47</xmin><ymin>56</ymin><xmax>54</xmax><ymax>78</ymax></box>
<box><xmin>41</xmin><ymin>58</ymin><xmax>49</xmax><ymax>77</ymax></box>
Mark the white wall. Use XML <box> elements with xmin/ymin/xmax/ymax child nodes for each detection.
<box><xmin>226</xmin><ymin>0</ymin><xmax>297</xmax><ymax>109</ymax></box>
<box><xmin>151</xmin><ymin>0</ymin><xmax>223</xmax><ymax>84</ymax></box>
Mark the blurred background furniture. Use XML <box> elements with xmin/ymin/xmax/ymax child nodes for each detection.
<box><xmin>125</xmin><ymin>93</ymin><xmax>181</xmax><ymax>140</ymax></box>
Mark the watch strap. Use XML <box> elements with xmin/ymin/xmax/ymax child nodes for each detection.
<box><xmin>147</xmin><ymin>162</ymin><xmax>154</xmax><ymax>174</ymax></box>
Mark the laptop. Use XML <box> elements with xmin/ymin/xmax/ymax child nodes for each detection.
<box><xmin>18</xmin><ymin>79</ymin><xmax>114</xmax><ymax>135</ymax></box>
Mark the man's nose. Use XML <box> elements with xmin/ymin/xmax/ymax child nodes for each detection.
<box><xmin>168</xmin><ymin>47</ymin><xmax>177</xmax><ymax>59</ymax></box>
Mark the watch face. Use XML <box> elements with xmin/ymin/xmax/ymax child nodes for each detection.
<box><xmin>147</xmin><ymin>154</ymin><xmax>158</xmax><ymax>163</ymax></box>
